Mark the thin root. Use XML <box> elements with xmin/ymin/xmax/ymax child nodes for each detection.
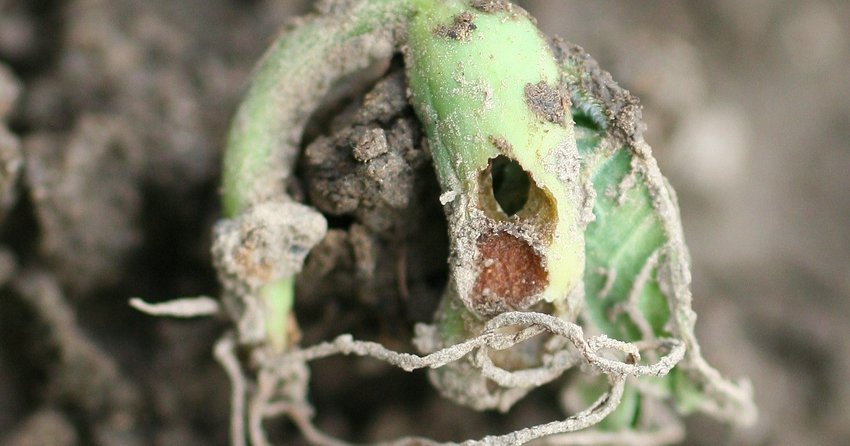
<box><xmin>242</xmin><ymin>311</ymin><xmax>684</xmax><ymax>445</ymax></box>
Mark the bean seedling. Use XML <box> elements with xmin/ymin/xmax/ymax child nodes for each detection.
<box><xmin>134</xmin><ymin>1</ymin><xmax>757</xmax><ymax>444</ymax></box>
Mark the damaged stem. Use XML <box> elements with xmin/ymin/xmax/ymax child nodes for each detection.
<box><xmin>406</xmin><ymin>0</ymin><xmax>585</xmax><ymax>321</ymax></box>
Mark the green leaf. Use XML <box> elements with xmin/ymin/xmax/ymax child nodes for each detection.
<box><xmin>561</xmin><ymin>40</ymin><xmax>753</xmax><ymax>424</ymax></box>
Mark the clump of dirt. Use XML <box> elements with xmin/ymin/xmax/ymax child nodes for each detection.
<box><xmin>298</xmin><ymin>67</ymin><xmax>448</xmax><ymax>337</ymax></box>
<box><xmin>303</xmin><ymin>71</ymin><xmax>429</xmax><ymax>234</ymax></box>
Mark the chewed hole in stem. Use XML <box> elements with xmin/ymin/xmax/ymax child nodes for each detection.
<box><xmin>489</xmin><ymin>155</ymin><xmax>530</xmax><ymax>216</ymax></box>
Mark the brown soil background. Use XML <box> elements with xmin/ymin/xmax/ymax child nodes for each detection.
<box><xmin>1</xmin><ymin>1</ymin><xmax>849</xmax><ymax>445</ymax></box>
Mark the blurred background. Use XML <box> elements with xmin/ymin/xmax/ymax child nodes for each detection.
<box><xmin>0</xmin><ymin>1</ymin><xmax>848</xmax><ymax>445</ymax></box>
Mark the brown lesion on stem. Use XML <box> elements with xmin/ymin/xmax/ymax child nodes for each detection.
<box><xmin>471</xmin><ymin>231</ymin><xmax>547</xmax><ymax>314</ymax></box>
<box><xmin>433</xmin><ymin>11</ymin><xmax>477</xmax><ymax>41</ymax></box>
<box><xmin>524</xmin><ymin>81</ymin><xmax>569</xmax><ymax>127</ymax></box>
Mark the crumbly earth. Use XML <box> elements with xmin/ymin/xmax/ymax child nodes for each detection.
<box><xmin>297</xmin><ymin>68</ymin><xmax>449</xmax><ymax>326</ymax></box>
<box><xmin>1</xmin><ymin>1</ymin><xmax>849</xmax><ymax>445</ymax></box>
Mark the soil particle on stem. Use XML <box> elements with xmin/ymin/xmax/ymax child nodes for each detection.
<box><xmin>433</xmin><ymin>12</ymin><xmax>477</xmax><ymax>41</ymax></box>
<box><xmin>213</xmin><ymin>201</ymin><xmax>327</xmax><ymax>291</ymax></box>
<box><xmin>524</xmin><ymin>80</ymin><xmax>569</xmax><ymax>127</ymax></box>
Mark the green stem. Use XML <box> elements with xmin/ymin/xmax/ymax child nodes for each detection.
<box><xmin>260</xmin><ymin>277</ymin><xmax>295</xmax><ymax>353</ymax></box>
<box><xmin>221</xmin><ymin>0</ymin><xmax>413</xmax><ymax>353</ymax></box>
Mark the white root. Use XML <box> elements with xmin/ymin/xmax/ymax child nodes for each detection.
<box><xmin>129</xmin><ymin>296</ymin><xmax>221</xmax><ymax>318</ymax></box>
<box><xmin>239</xmin><ymin>311</ymin><xmax>685</xmax><ymax>446</ymax></box>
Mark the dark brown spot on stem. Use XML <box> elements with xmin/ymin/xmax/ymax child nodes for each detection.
<box><xmin>524</xmin><ymin>81</ymin><xmax>569</xmax><ymax>127</ymax></box>
<box><xmin>472</xmin><ymin>232</ymin><xmax>547</xmax><ymax>313</ymax></box>
<box><xmin>434</xmin><ymin>11</ymin><xmax>477</xmax><ymax>41</ymax></box>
